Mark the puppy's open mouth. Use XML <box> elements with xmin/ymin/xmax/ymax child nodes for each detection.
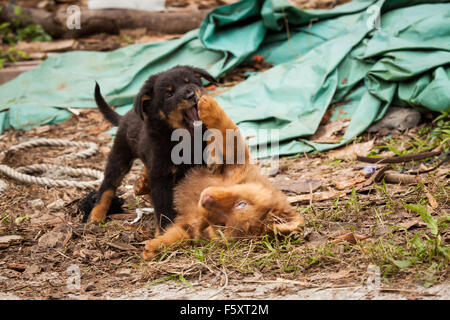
<box><xmin>183</xmin><ymin>106</ymin><xmax>200</xmax><ymax>128</ymax></box>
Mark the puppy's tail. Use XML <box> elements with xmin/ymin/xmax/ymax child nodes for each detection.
<box><xmin>94</xmin><ymin>82</ymin><xmax>121</xmax><ymax>126</ymax></box>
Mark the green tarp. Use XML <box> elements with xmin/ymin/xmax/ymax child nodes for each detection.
<box><xmin>0</xmin><ymin>0</ymin><xmax>449</xmax><ymax>158</ymax></box>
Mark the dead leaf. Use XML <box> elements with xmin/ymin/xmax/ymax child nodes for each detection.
<box><xmin>38</xmin><ymin>226</ymin><xmax>72</xmax><ymax>248</ymax></box>
<box><xmin>310</xmin><ymin>120</ymin><xmax>349</xmax><ymax>144</ymax></box>
<box><xmin>327</xmin><ymin>140</ymin><xmax>374</xmax><ymax>160</ymax></box>
<box><xmin>328</xmin><ymin>269</ymin><xmax>351</xmax><ymax>280</ymax></box>
<box><xmin>288</xmin><ymin>190</ymin><xmax>346</xmax><ymax>204</ymax></box>
<box><xmin>0</xmin><ymin>235</ymin><xmax>23</xmax><ymax>245</ymax></box>
<box><xmin>303</xmin><ymin>228</ymin><xmax>327</xmax><ymax>243</ymax></box>
<box><xmin>34</xmin><ymin>125</ymin><xmax>51</xmax><ymax>135</ymax></box>
<box><xmin>7</xmin><ymin>263</ymin><xmax>28</xmax><ymax>272</ymax></box>
<box><xmin>425</xmin><ymin>191</ymin><xmax>438</xmax><ymax>209</ymax></box>
<box><xmin>330</xmin><ymin>232</ymin><xmax>370</xmax><ymax>244</ymax></box>
<box><xmin>116</xmin><ymin>268</ymin><xmax>133</xmax><ymax>277</ymax></box>
<box><xmin>107</xmin><ymin>242</ymin><xmax>138</xmax><ymax>251</ymax></box>
<box><xmin>23</xmin><ymin>265</ymin><xmax>42</xmax><ymax>276</ymax></box>
<box><xmin>110</xmin><ymin>258</ymin><xmax>123</xmax><ymax>265</ymax></box>
<box><xmin>30</xmin><ymin>212</ymin><xmax>65</xmax><ymax>226</ymax></box>
<box><xmin>271</xmin><ymin>175</ymin><xmax>323</xmax><ymax>194</ymax></box>
<box><xmin>88</xmin><ymin>122</ymin><xmax>111</xmax><ymax>135</ymax></box>
<box><xmin>396</xmin><ymin>219</ymin><xmax>426</xmax><ymax>231</ymax></box>
<box><xmin>334</xmin><ymin>175</ymin><xmax>367</xmax><ymax>190</ymax></box>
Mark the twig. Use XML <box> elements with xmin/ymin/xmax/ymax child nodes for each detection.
<box><xmin>357</xmin><ymin>151</ymin><xmax>441</xmax><ymax>164</ymax></box>
<box><xmin>207</xmin><ymin>267</ymin><xmax>229</xmax><ymax>300</ymax></box>
<box><xmin>52</xmin><ymin>248</ymin><xmax>71</xmax><ymax>260</ymax></box>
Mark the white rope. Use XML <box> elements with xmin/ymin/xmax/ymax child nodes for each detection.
<box><xmin>0</xmin><ymin>138</ymin><xmax>104</xmax><ymax>189</ymax></box>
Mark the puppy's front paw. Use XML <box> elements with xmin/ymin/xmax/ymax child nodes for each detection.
<box><xmin>142</xmin><ymin>248</ymin><xmax>156</xmax><ymax>260</ymax></box>
<box><xmin>198</xmin><ymin>96</ymin><xmax>221</xmax><ymax>129</ymax></box>
<box><xmin>88</xmin><ymin>189</ymin><xmax>116</xmax><ymax>223</ymax></box>
<box><xmin>89</xmin><ymin>206</ymin><xmax>107</xmax><ymax>223</ymax></box>
<box><xmin>142</xmin><ymin>239</ymin><xmax>162</xmax><ymax>260</ymax></box>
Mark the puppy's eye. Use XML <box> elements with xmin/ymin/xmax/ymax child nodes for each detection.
<box><xmin>235</xmin><ymin>201</ymin><xmax>247</xmax><ymax>209</ymax></box>
<box><xmin>166</xmin><ymin>91</ymin><xmax>173</xmax><ymax>98</ymax></box>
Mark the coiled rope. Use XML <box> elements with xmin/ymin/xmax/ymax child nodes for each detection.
<box><xmin>0</xmin><ymin>138</ymin><xmax>104</xmax><ymax>189</ymax></box>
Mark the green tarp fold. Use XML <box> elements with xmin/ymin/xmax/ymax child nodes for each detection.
<box><xmin>0</xmin><ymin>0</ymin><xmax>449</xmax><ymax>157</ymax></box>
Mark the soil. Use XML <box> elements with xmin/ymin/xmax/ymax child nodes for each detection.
<box><xmin>0</xmin><ymin>0</ymin><xmax>449</xmax><ymax>301</ymax></box>
<box><xmin>0</xmin><ymin>104</ymin><xmax>448</xmax><ymax>300</ymax></box>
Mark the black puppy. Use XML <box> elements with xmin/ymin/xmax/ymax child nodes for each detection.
<box><xmin>89</xmin><ymin>65</ymin><xmax>216</xmax><ymax>230</ymax></box>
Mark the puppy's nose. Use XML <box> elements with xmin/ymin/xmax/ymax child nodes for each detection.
<box><xmin>186</xmin><ymin>90</ymin><xmax>195</xmax><ymax>100</ymax></box>
<box><xmin>200</xmin><ymin>193</ymin><xmax>215</xmax><ymax>208</ymax></box>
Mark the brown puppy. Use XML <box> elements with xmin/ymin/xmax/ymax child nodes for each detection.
<box><xmin>142</xmin><ymin>96</ymin><xmax>304</xmax><ymax>260</ymax></box>
<box><xmin>88</xmin><ymin>65</ymin><xmax>216</xmax><ymax>230</ymax></box>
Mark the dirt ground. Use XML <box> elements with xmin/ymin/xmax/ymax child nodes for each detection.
<box><xmin>0</xmin><ymin>102</ymin><xmax>448</xmax><ymax>299</ymax></box>
<box><xmin>0</xmin><ymin>0</ymin><xmax>449</xmax><ymax>301</ymax></box>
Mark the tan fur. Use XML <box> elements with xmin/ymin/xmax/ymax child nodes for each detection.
<box><xmin>167</xmin><ymin>100</ymin><xmax>194</xmax><ymax>129</ymax></box>
<box><xmin>142</xmin><ymin>96</ymin><xmax>304</xmax><ymax>260</ymax></box>
<box><xmin>158</xmin><ymin>110</ymin><xmax>167</xmax><ymax>120</ymax></box>
<box><xmin>90</xmin><ymin>189</ymin><xmax>116</xmax><ymax>223</ymax></box>
<box><xmin>134</xmin><ymin>166</ymin><xmax>149</xmax><ymax>196</ymax></box>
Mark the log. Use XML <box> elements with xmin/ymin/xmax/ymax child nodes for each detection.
<box><xmin>0</xmin><ymin>5</ymin><xmax>210</xmax><ymax>38</ymax></box>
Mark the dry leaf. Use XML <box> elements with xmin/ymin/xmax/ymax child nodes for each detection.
<box><xmin>396</xmin><ymin>219</ymin><xmax>426</xmax><ymax>230</ymax></box>
<box><xmin>334</xmin><ymin>175</ymin><xmax>367</xmax><ymax>190</ymax></box>
<box><xmin>7</xmin><ymin>263</ymin><xmax>28</xmax><ymax>272</ymax></box>
<box><xmin>330</xmin><ymin>232</ymin><xmax>370</xmax><ymax>244</ymax></box>
<box><xmin>107</xmin><ymin>242</ymin><xmax>138</xmax><ymax>251</ymax></box>
<box><xmin>425</xmin><ymin>192</ymin><xmax>438</xmax><ymax>209</ymax></box>
<box><xmin>0</xmin><ymin>235</ymin><xmax>23</xmax><ymax>244</ymax></box>
<box><xmin>271</xmin><ymin>175</ymin><xmax>323</xmax><ymax>194</ymax></box>
<box><xmin>288</xmin><ymin>190</ymin><xmax>346</xmax><ymax>204</ymax></box>
<box><xmin>309</xmin><ymin>120</ymin><xmax>349</xmax><ymax>144</ymax></box>
<box><xmin>328</xmin><ymin>269</ymin><xmax>351</xmax><ymax>280</ymax></box>
<box><xmin>327</xmin><ymin>140</ymin><xmax>374</xmax><ymax>160</ymax></box>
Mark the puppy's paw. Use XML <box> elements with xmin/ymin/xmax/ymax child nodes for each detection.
<box><xmin>89</xmin><ymin>206</ymin><xmax>107</xmax><ymax>223</ymax></box>
<box><xmin>88</xmin><ymin>189</ymin><xmax>116</xmax><ymax>223</ymax></box>
<box><xmin>142</xmin><ymin>239</ymin><xmax>163</xmax><ymax>260</ymax></box>
<box><xmin>198</xmin><ymin>96</ymin><xmax>222</xmax><ymax>129</ymax></box>
<box><xmin>134</xmin><ymin>175</ymin><xmax>150</xmax><ymax>196</ymax></box>
<box><xmin>142</xmin><ymin>248</ymin><xmax>156</xmax><ymax>260</ymax></box>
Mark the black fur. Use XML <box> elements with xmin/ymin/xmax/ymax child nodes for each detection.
<box><xmin>95</xmin><ymin>83</ymin><xmax>121</xmax><ymax>126</ymax></box>
<box><xmin>90</xmin><ymin>65</ymin><xmax>216</xmax><ymax>230</ymax></box>
<box><xmin>77</xmin><ymin>191</ymin><xmax>124</xmax><ymax>223</ymax></box>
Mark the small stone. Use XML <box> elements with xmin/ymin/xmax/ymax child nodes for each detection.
<box><xmin>47</xmin><ymin>199</ymin><xmax>65</xmax><ymax>210</ymax></box>
<box><xmin>28</xmin><ymin>199</ymin><xmax>44</xmax><ymax>209</ymax></box>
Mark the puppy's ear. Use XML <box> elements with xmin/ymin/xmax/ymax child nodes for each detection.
<box><xmin>134</xmin><ymin>92</ymin><xmax>151</xmax><ymax>121</ymax></box>
<box><xmin>134</xmin><ymin>75</ymin><xmax>157</xmax><ymax>121</ymax></box>
<box><xmin>191</xmin><ymin>67</ymin><xmax>217</xmax><ymax>84</ymax></box>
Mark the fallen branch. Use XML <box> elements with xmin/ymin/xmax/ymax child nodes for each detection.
<box><xmin>357</xmin><ymin>151</ymin><xmax>441</xmax><ymax>164</ymax></box>
<box><xmin>383</xmin><ymin>171</ymin><xmax>424</xmax><ymax>184</ymax></box>
<box><xmin>0</xmin><ymin>5</ymin><xmax>210</xmax><ymax>38</ymax></box>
